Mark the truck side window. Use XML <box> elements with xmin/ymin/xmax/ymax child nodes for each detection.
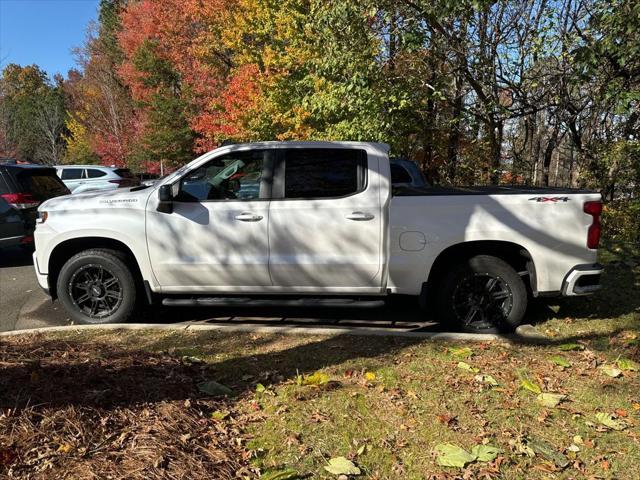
<box><xmin>177</xmin><ymin>150</ymin><xmax>267</xmax><ymax>202</ymax></box>
<box><xmin>390</xmin><ymin>164</ymin><xmax>412</xmax><ymax>184</ymax></box>
<box><xmin>284</xmin><ymin>148</ymin><xmax>366</xmax><ymax>199</ymax></box>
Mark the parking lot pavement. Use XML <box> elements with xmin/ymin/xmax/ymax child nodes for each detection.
<box><xmin>0</xmin><ymin>246</ymin><xmax>437</xmax><ymax>333</ymax></box>
<box><xmin>0</xmin><ymin>247</ymin><xmax>69</xmax><ymax>332</ymax></box>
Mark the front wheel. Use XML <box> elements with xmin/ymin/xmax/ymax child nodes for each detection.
<box><xmin>57</xmin><ymin>249</ymin><xmax>137</xmax><ymax>324</ymax></box>
<box><xmin>436</xmin><ymin>255</ymin><xmax>527</xmax><ymax>333</ymax></box>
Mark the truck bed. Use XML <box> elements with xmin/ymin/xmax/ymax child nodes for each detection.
<box><xmin>394</xmin><ymin>185</ymin><xmax>596</xmax><ymax>196</ymax></box>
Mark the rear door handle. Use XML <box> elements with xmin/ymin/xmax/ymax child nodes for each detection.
<box><xmin>234</xmin><ymin>212</ymin><xmax>263</xmax><ymax>222</ymax></box>
<box><xmin>345</xmin><ymin>211</ymin><xmax>375</xmax><ymax>221</ymax></box>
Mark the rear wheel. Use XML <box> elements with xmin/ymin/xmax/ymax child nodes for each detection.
<box><xmin>436</xmin><ymin>255</ymin><xmax>527</xmax><ymax>333</ymax></box>
<box><xmin>57</xmin><ymin>249</ymin><xmax>137</xmax><ymax>324</ymax></box>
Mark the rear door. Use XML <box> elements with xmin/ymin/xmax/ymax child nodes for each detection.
<box><xmin>268</xmin><ymin>146</ymin><xmax>385</xmax><ymax>293</ymax></box>
<box><xmin>85</xmin><ymin>167</ymin><xmax>109</xmax><ymax>190</ymax></box>
<box><xmin>59</xmin><ymin>168</ymin><xmax>85</xmax><ymax>192</ymax></box>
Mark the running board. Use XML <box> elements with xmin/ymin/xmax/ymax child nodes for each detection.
<box><xmin>161</xmin><ymin>297</ymin><xmax>386</xmax><ymax>308</ymax></box>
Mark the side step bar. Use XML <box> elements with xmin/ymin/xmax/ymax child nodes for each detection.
<box><xmin>162</xmin><ymin>297</ymin><xmax>386</xmax><ymax>308</ymax></box>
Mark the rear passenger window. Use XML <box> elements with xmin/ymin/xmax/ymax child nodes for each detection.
<box><xmin>87</xmin><ymin>169</ymin><xmax>107</xmax><ymax>178</ymax></box>
<box><xmin>284</xmin><ymin>149</ymin><xmax>366</xmax><ymax>199</ymax></box>
<box><xmin>61</xmin><ymin>168</ymin><xmax>84</xmax><ymax>180</ymax></box>
<box><xmin>391</xmin><ymin>164</ymin><xmax>412</xmax><ymax>184</ymax></box>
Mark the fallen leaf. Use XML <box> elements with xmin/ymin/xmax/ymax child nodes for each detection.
<box><xmin>549</xmin><ymin>356</ymin><xmax>571</xmax><ymax>369</ymax></box>
<box><xmin>617</xmin><ymin>358</ymin><xmax>639</xmax><ymax>371</ymax></box>
<box><xmin>435</xmin><ymin>444</ymin><xmax>476</xmax><ymax>468</ymax></box>
<box><xmin>261</xmin><ymin>469</ymin><xmax>300</xmax><ymax>480</ymax></box>
<box><xmin>595</xmin><ymin>412</ymin><xmax>627</xmax><ymax>431</ymax></box>
<box><xmin>197</xmin><ymin>380</ymin><xmax>234</xmax><ymax>397</ymax></box>
<box><xmin>296</xmin><ymin>371</ymin><xmax>330</xmax><ymax>386</ymax></box>
<box><xmin>364</xmin><ymin>372</ymin><xmax>376</xmax><ymax>381</ymax></box>
<box><xmin>457</xmin><ymin>361</ymin><xmax>480</xmax><ymax>373</ymax></box>
<box><xmin>529</xmin><ymin>438</ymin><xmax>570</xmax><ymax>469</ymax></box>
<box><xmin>57</xmin><ymin>444</ymin><xmax>73</xmax><ymax>454</ymax></box>
<box><xmin>449</xmin><ymin>347</ymin><xmax>473</xmax><ymax>359</ymax></box>
<box><xmin>510</xmin><ymin>438</ymin><xmax>535</xmax><ymax>457</ymax></box>
<box><xmin>520</xmin><ymin>379</ymin><xmax>542</xmax><ymax>395</ymax></box>
<box><xmin>471</xmin><ymin>444</ymin><xmax>501</xmax><ymax>462</ymax></box>
<box><xmin>559</xmin><ymin>343</ymin><xmax>585</xmax><ymax>351</ymax></box>
<box><xmin>475</xmin><ymin>374</ymin><xmax>499</xmax><ymax>386</ymax></box>
<box><xmin>210</xmin><ymin>410</ymin><xmax>230</xmax><ymax>421</ymax></box>
<box><xmin>181</xmin><ymin>355</ymin><xmax>204</xmax><ymax>365</ymax></box>
<box><xmin>0</xmin><ymin>447</ymin><xmax>17</xmax><ymax>466</ymax></box>
<box><xmin>600</xmin><ymin>364</ymin><xmax>622</xmax><ymax>378</ymax></box>
<box><xmin>324</xmin><ymin>457</ymin><xmax>361</xmax><ymax>476</ymax></box>
<box><xmin>537</xmin><ymin>393</ymin><xmax>566</xmax><ymax>408</ymax></box>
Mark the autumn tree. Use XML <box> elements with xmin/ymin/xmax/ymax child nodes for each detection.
<box><xmin>64</xmin><ymin>0</ymin><xmax>136</xmax><ymax>167</ymax></box>
<box><xmin>0</xmin><ymin>64</ymin><xmax>67</xmax><ymax>164</ymax></box>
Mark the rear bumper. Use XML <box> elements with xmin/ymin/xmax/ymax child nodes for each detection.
<box><xmin>561</xmin><ymin>263</ymin><xmax>603</xmax><ymax>296</ymax></box>
<box><xmin>33</xmin><ymin>251</ymin><xmax>50</xmax><ymax>296</ymax></box>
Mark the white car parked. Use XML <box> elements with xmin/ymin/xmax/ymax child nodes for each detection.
<box><xmin>34</xmin><ymin>142</ymin><xmax>603</xmax><ymax>332</ymax></box>
<box><xmin>55</xmin><ymin>165</ymin><xmax>138</xmax><ymax>194</ymax></box>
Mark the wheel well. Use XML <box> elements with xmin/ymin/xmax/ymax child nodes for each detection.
<box><xmin>48</xmin><ymin>237</ymin><xmax>144</xmax><ymax>299</ymax></box>
<box><xmin>426</xmin><ymin>241</ymin><xmax>537</xmax><ymax>297</ymax></box>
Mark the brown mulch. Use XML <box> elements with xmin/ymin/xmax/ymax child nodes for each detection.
<box><xmin>0</xmin><ymin>335</ymin><xmax>253</xmax><ymax>479</ymax></box>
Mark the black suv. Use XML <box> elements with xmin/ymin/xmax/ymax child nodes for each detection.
<box><xmin>0</xmin><ymin>160</ymin><xmax>70</xmax><ymax>248</ymax></box>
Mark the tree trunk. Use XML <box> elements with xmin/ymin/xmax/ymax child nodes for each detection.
<box><xmin>447</xmin><ymin>77</ymin><xmax>463</xmax><ymax>183</ymax></box>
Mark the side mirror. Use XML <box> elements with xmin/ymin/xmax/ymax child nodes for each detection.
<box><xmin>159</xmin><ymin>184</ymin><xmax>173</xmax><ymax>202</ymax></box>
<box><xmin>157</xmin><ymin>184</ymin><xmax>174</xmax><ymax>213</ymax></box>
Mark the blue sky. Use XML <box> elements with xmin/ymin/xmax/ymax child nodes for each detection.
<box><xmin>0</xmin><ymin>0</ymin><xmax>99</xmax><ymax>79</ymax></box>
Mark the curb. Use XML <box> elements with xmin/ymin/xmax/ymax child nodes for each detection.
<box><xmin>0</xmin><ymin>322</ymin><xmax>547</xmax><ymax>343</ymax></box>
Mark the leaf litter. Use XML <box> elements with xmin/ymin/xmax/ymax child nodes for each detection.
<box><xmin>0</xmin><ymin>335</ymin><xmax>253</xmax><ymax>480</ymax></box>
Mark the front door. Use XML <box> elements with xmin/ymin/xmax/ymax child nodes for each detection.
<box><xmin>267</xmin><ymin>147</ymin><xmax>385</xmax><ymax>293</ymax></box>
<box><xmin>146</xmin><ymin>149</ymin><xmax>274</xmax><ymax>292</ymax></box>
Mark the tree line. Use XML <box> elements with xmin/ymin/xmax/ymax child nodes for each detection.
<box><xmin>1</xmin><ymin>0</ymin><xmax>638</xmax><ymax>238</ymax></box>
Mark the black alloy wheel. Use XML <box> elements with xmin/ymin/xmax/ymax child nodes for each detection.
<box><xmin>57</xmin><ymin>248</ymin><xmax>137</xmax><ymax>324</ymax></box>
<box><xmin>436</xmin><ymin>255</ymin><xmax>528</xmax><ymax>333</ymax></box>
<box><xmin>451</xmin><ymin>273</ymin><xmax>513</xmax><ymax>331</ymax></box>
<box><xmin>68</xmin><ymin>264</ymin><xmax>123</xmax><ymax>319</ymax></box>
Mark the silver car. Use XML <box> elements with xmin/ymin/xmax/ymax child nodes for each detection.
<box><xmin>55</xmin><ymin>166</ymin><xmax>138</xmax><ymax>194</ymax></box>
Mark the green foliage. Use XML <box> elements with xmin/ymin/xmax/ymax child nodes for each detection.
<box><xmin>128</xmin><ymin>41</ymin><xmax>195</xmax><ymax>170</ymax></box>
<box><xmin>0</xmin><ymin>64</ymin><xmax>68</xmax><ymax>163</ymax></box>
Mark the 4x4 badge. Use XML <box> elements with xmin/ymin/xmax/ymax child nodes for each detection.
<box><xmin>528</xmin><ymin>196</ymin><xmax>570</xmax><ymax>202</ymax></box>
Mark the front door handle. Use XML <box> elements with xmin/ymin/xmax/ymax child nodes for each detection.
<box><xmin>235</xmin><ymin>212</ymin><xmax>263</xmax><ymax>222</ymax></box>
<box><xmin>345</xmin><ymin>211</ymin><xmax>375</xmax><ymax>221</ymax></box>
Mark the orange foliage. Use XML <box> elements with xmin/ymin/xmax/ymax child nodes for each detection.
<box><xmin>118</xmin><ymin>0</ymin><xmax>263</xmax><ymax>150</ymax></box>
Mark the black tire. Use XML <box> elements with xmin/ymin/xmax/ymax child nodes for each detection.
<box><xmin>57</xmin><ymin>248</ymin><xmax>137</xmax><ymax>324</ymax></box>
<box><xmin>436</xmin><ymin>255</ymin><xmax>527</xmax><ymax>333</ymax></box>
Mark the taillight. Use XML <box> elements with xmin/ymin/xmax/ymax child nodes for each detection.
<box><xmin>584</xmin><ymin>201</ymin><xmax>602</xmax><ymax>249</ymax></box>
<box><xmin>0</xmin><ymin>192</ymin><xmax>39</xmax><ymax>209</ymax></box>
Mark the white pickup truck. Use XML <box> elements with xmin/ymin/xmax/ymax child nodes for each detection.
<box><xmin>33</xmin><ymin>142</ymin><xmax>603</xmax><ymax>332</ymax></box>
